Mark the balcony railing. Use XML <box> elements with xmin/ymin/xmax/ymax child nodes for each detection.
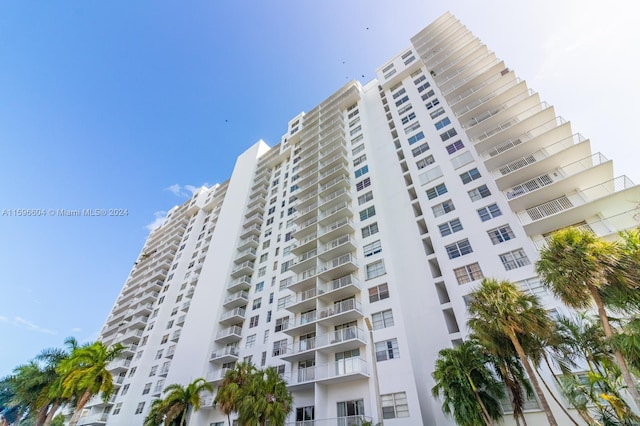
<box><xmin>285</xmin><ymin>416</ymin><xmax>373</xmax><ymax>426</ymax></box>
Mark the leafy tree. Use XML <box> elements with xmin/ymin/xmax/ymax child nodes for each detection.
<box><xmin>537</xmin><ymin>227</ymin><xmax>640</xmax><ymax>409</ymax></box>
<box><xmin>159</xmin><ymin>378</ymin><xmax>213</xmax><ymax>426</ymax></box>
<box><xmin>57</xmin><ymin>341</ymin><xmax>125</xmax><ymax>426</ymax></box>
<box><xmin>468</xmin><ymin>278</ymin><xmax>559</xmax><ymax>425</ymax></box>
<box><xmin>431</xmin><ymin>340</ymin><xmax>504</xmax><ymax>426</ymax></box>
<box><xmin>236</xmin><ymin>366</ymin><xmax>292</xmax><ymax>426</ymax></box>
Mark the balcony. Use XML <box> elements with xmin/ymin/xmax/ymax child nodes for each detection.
<box><xmin>319</xmin><ymin>175</ymin><xmax>350</xmax><ymax>196</ymax></box>
<box><xmin>291</xmin><ymin>233</ymin><xmax>318</xmax><ymax>256</ymax></box>
<box><xmin>77</xmin><ymin>413</ymin><xmax>109</xmax><ymax>425</ymax></box>
<box><xmin>227</xmin><ymin>275</ymin><xmax>252</xmax><ymax>292</ymax></box>
<box><xmin>504</xmin><ymin>153</ymin><xmax>611</xmax><ymax>211</ymax></box>
<box><xmin>237</xmin><ymin>235</ymin><xmax>260</xmax><ymax>250</ymax></box>
<box><xmin>318</xmin><ymin>202</ymin><xmax>352</xmax><ymax>225</ymax></box>
<box><xmin>176</xmin><ymin>315</ymin><xmax>186</xmax><ymax>326</ymax></box>
<box><xmin>215</xmin><ymin>325</ymin><xmax>243</xmax><ymax>344</ymax></box>
<box><xmin>519</xmin><ymin>176</ymin><xmax>638</xmax><ymax>236</ymax></box>
<box><xmin>127</xmin><ymin>315</ymin><xmax>148</xmax><ymax>330</ymax></box>
<box><xmin>206</xmin><ymin>367</ymin><xmax>232</xmax><ymax>384</ymax></box>
<box><xmin>165</xmin><ymin>345</ymin><xmax>176</xmax><ymax>358</ymax></box>
<box><xmin>119</xmin><ymin>329</ymin><xmax>143</xmax><ymax>344</ymax></box>
<box><xmin>170</xmin><ymin>330</ymin><xmax>181</xmax><ymax>342</ymax></box>
<box><xmin>316</xmin><ymin>299</ymin><xmax>363</xmax><ymax>326</ymax></box>
<box><xmin>223</xmin><ymin>291</ymin><xmax>249</xmax><ymax>309</ymax></box>
<box><xmin>290</xmin><ymin>248</ymin><xmax>318</xmax><ymax>273</ymax></box>
<box><xmin>284</xmin><ymin>416</ymin><xmax>373</xmax><ymax>426</ymax></box>
<box><xmin>293</xmin><ymin>217</ymin><xmax>318</xmax><ymax>240</ymax></box>
<box><xmin>282</xmin><ymin>326</ymin><xmax>366</xmax><ymax>362</ymax></box>
<box><xmin>137</xmin><ymin>290</ymin><xmax>160</xmax><ymax>305</ymax></box>
<box><xmin>181</xmin><ymin>301</ymin><xmax>191</xmax><ymax>312</ymax></box>
<box><xmin>244</xmin><ymin>212</ymin><xmax>263</xmax><ymax>227</ymax></box>
<box><xmin>159</xmin><ymin>363</ymin><xmax>170</xmax><ymax>377</ymax></box>
<box><xmin>474</xmin><ymin>102</ymin><xmax>554</xmax><ymax>148</ymax></box>
<box><xmin>319</xmin><ymin>235</ymin><xmax>356</xmax><ymax>260</ymax></box>
<box><xmin>234</xmin><ymin>247</ymin><xmax>257</xmax><ymax>263</ymax></box>
<box><xmin>219</xmin><ymin>307</ymin><xmax>246</xmax><ymax>325</ymax></box>
<box><xmin>209</xmin><ymin>346</ymin><xmax>240</xmax><ymax>363</ymax></box>
<box><xmin>240</xmin><ymin>224</ymin><xmax>262</xmax><ymax>239</ymax></box>
<box><xmin>230</xmin><ymin>260</ymin><xmax>255</xmax><ymax>278</ymax></box>
<box><xmin>318</xmin><ymin>218</ymin><xmax>355</xmax><ymax>242</ymax></box>
<box><xmin>318</xmin><ymin>162</ymin><xmax>349</xmax><ymax>184</ymax></box>
<box><xmin>120</xmin><ymin>343</ymin><xmax>138</xmax><ymax>356</ymax></box>
<box><xmin>318</xmin><ymin>187</ymin><xmax>351</xmax><ymax>210</ymax></box>
<box><xmin>286</xmin><ymin>287</ymin><xmax>318</xmax><ymax>314</ymax></box>
<box><xmin>317</xmin><ymin>253</ymin><xmax>358</xmax><ymax>281</ymax></box>
<box><xmin>283</xmin><ymin>311</ymin><xmax>317</xmax><ymax>336</ymax></box>
<box><xmin>318</xmin><ymin>274</ymin><xmax>361</xmax><ymax>301</ymax></box>
<box><xmin>107</xmin><ymin>358</ymin><xmax>131</xmax><ymax>373</ymax></box>
<box><xmin>130</xmin><ymin>302</ymin><xmax>153</xmax><ymax>317</ymax></box>
<box><xmin>287</xmin><ymin>358</ymin><xmax>369</xmax><ymax>388</ymax></box>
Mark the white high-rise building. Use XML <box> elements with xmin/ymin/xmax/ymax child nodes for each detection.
<box><xmin>80</xmin><ymin>12</ymin><xmax>640</xmax><ymax>426</ymax></box>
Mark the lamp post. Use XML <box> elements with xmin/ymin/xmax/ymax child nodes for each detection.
<box><xmin>364</xmin><ymin>317</ymin><xmax>383</xmax><ymax>425</ymax></box>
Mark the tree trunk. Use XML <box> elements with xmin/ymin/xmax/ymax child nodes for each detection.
<box><xmin>509</xmin><ymin>333</ymin><xmax>558</xmax><ymax>426</ymax></box>
<box><xmin>536</xmin><ymin>365</ymin><xmax>580</xmax><ymax>426</ymax></box>
<box><xmin>503</xmin><ymin>382</ymin><xmax>521</xmax><ymax>426</ymax></box>
<box><xmin>466</xmin><ymin>373</ymin><xmax>493</xmax><ymax>425</ymax></box>
<box><xmin>590</xmin><ymin>286</ymin><xmax>640</xmax><ymax>410</ymax></box>
<box><xmin>35</xmin><ymin>403</ymin><xmax>49</xmax><ymax>426</ymax></box>
<box><xmin>69</xmin><ymin>389</ymin><xmax>93</xmax><ymax>426</ymax></box>
<box><xmin>43</xmin><ymin>401</ymin><xmax>61</xmax><ymax>426</ymax></box>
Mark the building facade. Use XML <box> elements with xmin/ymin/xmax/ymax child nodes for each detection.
<box><xmin>80</xmin><ymin>12</ymin><xmax>640</xmax><ymax>426</ymax></box>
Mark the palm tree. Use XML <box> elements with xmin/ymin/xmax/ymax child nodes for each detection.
<box><xmin>431</xmin><ymin>340</ymin><xmax>504</xmax><ymax>426</ymax></box>
<box><xmin>57</xmin><ymin>341</ymin><xmax>125</xmax><ymax>426</ymax></box>
<box><xmin>236</xmin><ymin>367</ymin><xmax>292</xmax><ymax>426</ymax></box>
<box><xmin>143</xmin><ymin>398</ymin><xmax>166</xmax><ymax>426</ymax></box>
<box><xmin>160</xmin><ymin>378</ymin><xmax>213</xmax><ymax>426</ymax></box>
<box><xmin>214</xmin><ymin>361</ymin><xmax>257</xmax><ymax>425</ymax></box>
<box><xmin>468</xmin><ymin>278</ymin><xmax>559</xmax><ymax>425</ymax></box>
<box><xmin>536</xmin><ymin>227</ymin><xmax>640</xmax><ymax>409</ymax></box>
<box><xmin>6</xmin><ymin>361</ymin><xmax>44</xmax><ymax>424</ymax></box>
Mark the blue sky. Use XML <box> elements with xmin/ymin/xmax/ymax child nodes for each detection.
<box><xmin>1</xmin><ymin>1</ymin><xmax>638</xmax><ymax>376</ymax></box>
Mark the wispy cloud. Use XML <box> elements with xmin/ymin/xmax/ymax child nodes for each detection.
<box><xmin>71</xmin><ymin>327</ymin><xmax>82</xmax><ymax>333</ymax></box>
<box><xmin>145</xmin><ymin>211</ymin><xmax>167</xmax><ymax>231</ymax></box>
<box><xmin>165</xmin><ymin>183</ymin><xmax>208</xmax><ymax>198</ymax></box>
<box><xmin>0</xmin><ymin>315</ymin><xmax>57</xmax><ymax>335</ymax></box>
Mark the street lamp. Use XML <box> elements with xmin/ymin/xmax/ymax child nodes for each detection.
<box><xmin>364</xmin><ymin>317</ymin><xmax>383</xmax><ymax>425</ymax></box>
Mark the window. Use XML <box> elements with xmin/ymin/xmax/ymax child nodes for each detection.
<box><xmin>376</xmin><ymin>338</ymin><xmax>400</xmax><ymax>361</ymax></box>
<box><xmin>369</xmin><ymin>283</ymin><xmax>389</xmax><ymax>302</ymax></box>
<box><xmin>359</xmin><ymin>206</ymin><xmax>376</xmax><ymax>221</ymax></box>
<box><xmin>122</xmin><ymin>383</ymin><xmax>130</xmax><ymax>394</ymax></box>
<box><xmin>446</xmin><ymin>239</ymin><xmax>473</xmax><ymax>259</ymax></box>
<box><xmin>246</xmin><ymin>334</ymin><xmax>256</xmax><ymax>348</ymax></box>
<box><xmin>425</xmin><ymin>98</ymin><xmax>440</xmax><ymax>109</ymax></box>
<box><xmin>416</xmin><ymin>156</ymin><xmax>435</xmax><ymax>169</ymax></box>
<box><xmin>421</xmin><ymin>89</ymin><xmax>435</xmax><ymax>100</ymax></box>
<box><xmin>395</xmin><ymin>95</ymin><xmax>409</xmax><ymax>107</ymax></box>
<box><xmin>279</xmin><ymin>277</ymin><xmax>292</xmax><ymax>290</ymax></box>
<box><xmin>371</xmin><ymin>309</ymin><xmax>394</xmax><ymax>330</ymax></box>
<box><xmin>275</xmin><ymin>317</ymin><xmax>289</xmax><ymax>332</ymax></box>
<box><xmin>500</xmin><ymin>249</ymin><xmax>531</xmax><ymax>271</ymax></box>
<box><xmin>404</xmin><ymin>122</ymin><xmax>421</xmax><ymax>135</ymax></box>
<box><xmin>440</xmin><ymin>128</ymin><xmax>458</xmax><ymax>142</ymax></box>
<box><xmin>356</xmin><ymin>177</ymin><xmax>371</xmax><ymax>191</ymax></box>
<box><xmin>382</xmin><ymin>392</ymin><xmax>409</xmax><ymax>419</ymax></box>
<box><xmin>155</xmin><ymin>349</ymin><xmax>163</xmax><ymax>360</ymax></box>
<box><xmin>337</xmin><ymin>399</ymin><xmax>365</xmax><ymax>419</ymax></box>
<box><xmin>249</xmin><ymin>315</ymin><xmax>259</xmax><ymax>328</ymax></box>
<box><xmin>417</xmin><ymin>81</ymin><xmax>431</xmax><ymax>93</ymax></box>
<box><xmin>255</xmin><ymin>281</ymin><xmax>264</xmax><ymax>292</ymax></box>
<box><xmin>135</xmin><ymin>402</ymin><xmax>146</xmax><ymax>415</ymax></box>
<box><xmin>352</xmin><ymin>144</ymin><xmax>365</xmax><ymax>155</ymax></box>
<box><xmin>149</xmin><ymin>366</ymin><xmax>157</xmax><ymax>377</ymax></box>
<box><xmin>142</xmin><ymin>383</ymin><xmax>151</xmax><ymax>395</ymax></box>
<box><xmin>426</xmin><ymin>183</ymin><xmax>447</xmax><ymax>200</ymax></box>
<box><xmin>296</xmin><ymin>406</ymin><xmax>315</xmax><ymax>423</ymax></box>
<box><xmin>354</xmin><ymin>165</ymin><xmax>369</xmax><ymax>178</ymax></box>
<box><xmin>366</xmin><ymin>260</ymin><xmax>386</xmax><ymax>280</ymax></box>
<box><xmin>488</xmin><ymin>225</ymin><xmax>515</xmax><ymax>244</ymax></box>
<box><xmin>445</xmin><ymin>140</ymin><xmax>465</xmax><ymax>154</ymax></box>
<box><xmin>413</xmin><ymin>74</ymin><xmax>426</xmax><ymax>84</ymax></box>
<box><xmin>272</xmin><ymin>339</ymin><xmax>287</xmax><ymax>356</ymax></box>
<box><xmin>112</xmin><ymin>403</ymin><xmax>122</xmax><ymax>415</ymax></box>
<box><xmin>432</xmin><ymin>199</ymin><xmax>455</xmax><ymax>217</ymax></box>
<box><xmin>468</xmin><ymin>185</ymin><xmax>491</xmax><ymax>201</ymax></box>
<box><xmin>357</xmin><ymin>191</ymin><xmax>373</xmax><ymax>205</ymax></box>
<box><xmin>363</xmin><ymin>240</ymin><xmax>382</xmax><ymax>257</ymax></box>
<box><xmin>361</xmin><ymin>222</ymin><xmax>379</xmax><ymax>238</ymax></box>
<box><xmin>349</xmin><ymin>125</ymin><xmax>361</xmax><ymax>136</ymax></box>
<box><xmin>438</xmin><ymin>218</ymin><xmax>463</xmax><ymax>237</ymax></box>
<box><xmin>429</xmin><ymin>107</ymin><xmax>445</xmax><ymax>119</ymax></box>
<box><xmin>160</xmin><ymin>334</ymin><xmax>168</xmax><ymax>344</ymax></box>
<box><xmin>477</xmin><ymin>203</ymin><xmax>502</xmax><ymax>222</ymax></box>
<box><xmin>434</xmin><ymin>117</ymin><xmax>451</xmax><ymax>130</ymax></box>
<box><xmin>264</xmin><ymin>330</ymin><xmax>270</xmax><ymax>343</ymax></box>
<box><xmin>401</xmin><ymin>112</ymin><xmax>416</xmax><ymax>124</ymax></box>
<box><xmin>411</xmin><ymin>142</ymin><xmax>430</xmax><ymax>157</ymax></box>
<box><xmin>166</xmin><ymin>320</ymin><xmax>173</xmax><ymax>329</ymax></box>
<box><xmin>460</xmin><ymin>168</ymin><xmax>481</xmax><ymax>184</ymax></box>
<box><xmin>353</xmin><ymin>154</ymin><xmax>367</xmax><ymax>167</ymax></box>
<box><xmin>407</xmin><ymin>131</ymin><xmax>425</xmax><ymax>145</ymax></box>
<box><xmin>258</xmin><ymin>267</ymin><xmax>266</xmax><ymax>277</ymax></box>
<box><xmin>454</xmin><ymin>263</ymin><xmax>484</xmax><ymax>285</ymax></box>
<box><xmin>398</xmin><ymin>103</ymin><xmax>413</xmax><ymax>115</ymax></box>
<box><xmin>391</xmin><ymin>87</ymin><xmax>406</xmax><ymax>99</ymax></box>
<box><xmin>253</xmin><ymin>297</ymin><xmax>262</xmax><ymax>310</ymax></box>
<box><xmin>277</xmin><ymin>296</ymin><xmax>291</xmax><ymax>310</ymax></box>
